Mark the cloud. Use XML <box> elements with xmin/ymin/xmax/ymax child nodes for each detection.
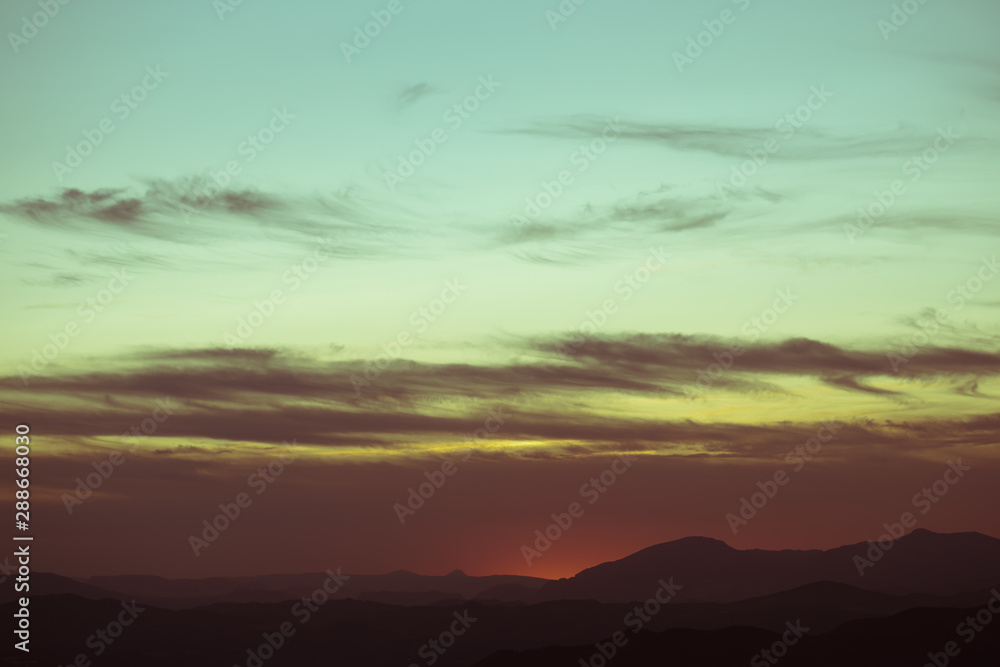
<box><xmin>21</xmin><ymin>272</ymin><xmax>90</xmax><ymax>287</ymax></box>
<box><xmin>500</xmin><ymin>188</ymin><xmax>730</xmax><ymax>261</ymax></box>
<box><xmin>2</xmin><ymin>179</ymin><xmax>740</xmax><ymax>271</ymax></box>
<box><xmin>0</xmin><ymin>181</ymin><xmax>407</xmax><ymax>257</ymax></box>
<box><xmin>3</xmin><ymin>334</ymin><xmax>999</xmax><ymax>456</ymax></box>
<box><xmin>835</xmin><ymin>209</ymin><xmax>1000</xmax><ymax>238</ymax></box>
<box><xmin>396</xmin><ymin>82</ymin><xmax>439</xmax><ymax>109</ymax></box>
<box><xmin>553</xmin><ymin>333</ymin><xmax>1000</xmax><ymax>389</ymax></box>
<box><xmin>506</xmin><ymin>116</ymin><xmax>949</xmax><ymax>161</ymax></box>
<box><xmin>10</xmin><ymin>334</ymin><xmax>1000</xmax><ymax>411</ymax></box>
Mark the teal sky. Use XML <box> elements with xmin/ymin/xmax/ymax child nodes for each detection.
<box><xmin>2</xmin><ymin>0</ymin><xmax>998</xmax><ymax>366</ymax></box>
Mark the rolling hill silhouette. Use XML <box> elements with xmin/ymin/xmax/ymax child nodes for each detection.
<box><xmin>15</xmin><ymin>530</ymin><xmax>1000</xmax><ymax>666</ymax></box>
<box><xmin>534</xmin><ymin>529</ymin><xmax>1000</xmax><ymax>603</ymax></box>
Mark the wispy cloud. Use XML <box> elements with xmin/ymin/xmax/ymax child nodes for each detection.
<box><xmin>506</xmin><ymin>116</ymin><xmax>955</xmax><ymax>161</ymax></box>
<box><xmin>396</xmin><ymin>82</ymin><xmax>440</xmax><ymax>109</ymax></box>
<box><xmin>0</xmin><ymin>180</ymin><xmax>412</xmax><ymax>257</ymax></box>
<box><xmin>3</xmin><ymin>334</ymin><xmax>999</xmax><ymax>456</ymax></box>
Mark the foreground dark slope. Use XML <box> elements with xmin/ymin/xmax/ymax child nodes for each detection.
<box><xmin>474</xmin><ymin>605</ymin><xmax>1000</xmax><ymax>667</ymax></box>
<box><xmin>18</xmin><ymin>531</ymin><xmax>999</xmax><ymax>665</ymax></box>
<box><xmin>15</xmin><ymin>582</ymin><xmax>1000</xmax><ymax>667</ymax></box>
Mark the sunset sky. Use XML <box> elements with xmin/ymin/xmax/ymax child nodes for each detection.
<box><xmin>1</xmin><ymin>0</ymin><xmax>999</xmax><ymax>580</ymax></box>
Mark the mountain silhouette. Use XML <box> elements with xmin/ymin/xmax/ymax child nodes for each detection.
<box><xmin>79</xmin><ymin>570</ymin><xmax>548</xmax><ymax>608</ymax></box>
<box><xmin>15</xmin><ymin>531</ymin><xmax>1000</xmax><ymax>666</ymax></box>
<box><xmin>535</xmin><ymin>529</ymin><xmax>1000</xmax><ymax>603</ymax></box>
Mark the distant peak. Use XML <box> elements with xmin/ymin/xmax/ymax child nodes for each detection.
<box><xmin>667</xmin><ymin>536</ymin><xmax>734</xmax><ymax>549</ymax></box>
<box><xmin>901</xmin><ymin>528</ymin><xmax>991</xmax><ymax>542</ymax></box>
<box><xmin>629</xmin><ymin>535</ymin><xmax>734</xmax><ymax>559</ymax></box>
<box><xmin>446</xmin><ymin>569</ymin><xmax>467</xmax><ymax>577</ymax></box>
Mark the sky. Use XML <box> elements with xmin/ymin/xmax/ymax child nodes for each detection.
<box><xmin>1</xmin><ymin>0</ymin><xmax>999</xmax><ymax>580</ymax></box>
